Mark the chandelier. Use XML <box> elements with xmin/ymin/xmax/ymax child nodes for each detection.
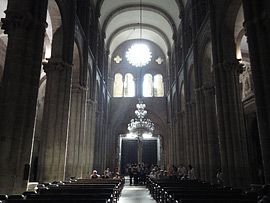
<box><xmin>127</xmin><ymin>99</ymin><xmax>154</xmax><ymax>137</ymax></box>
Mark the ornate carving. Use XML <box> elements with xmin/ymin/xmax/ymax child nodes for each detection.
<box><xmin>71</xmin><ymin>84</ymin><xmax>88</xmax><ymax>93</ymax></box>
<box><xmin>1</xmin><ymin>11</ymin><xmax>46</xmax><ymax>35</ymax></box>
<box><xmin>43</xmin><ymin>60</ymin><xmax>73</xmax><ymax>74</ymax></box>
<box><xmin>239</xmin><ymin>61</ymin><xmax>253</xmax><ymax>100</ymax></box>
<box><xmin>214</xmin><ymin>60</ymin><xmax>243</xmax><ymax>75</ymax></box>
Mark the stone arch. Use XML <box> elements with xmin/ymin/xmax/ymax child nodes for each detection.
<box><xmin>221</xmin><ymin>0</ymin><xmax>242</xmax><ymax>60</ymax></box>
<box><xmin>0</xmin><ymin>37</ymin><xmax>7</xmax><ymax>84</ymax></box>
<box><xmin>0</xmin><ymin>0</ymin><xmax>8</xmax><ymax>83</ymax></box>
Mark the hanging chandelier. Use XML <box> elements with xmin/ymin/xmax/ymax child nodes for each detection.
<box><xmin>127</xmin><ymin>99</ymin><xmax>154</xmax><ymax>137</ymax></box>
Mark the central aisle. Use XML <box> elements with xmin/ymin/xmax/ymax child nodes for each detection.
<box><xmin>118</xmin><ymin>185</ymin><xmax>156</xmax><ymax>203</ymax></box>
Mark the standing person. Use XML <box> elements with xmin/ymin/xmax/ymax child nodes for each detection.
<box><xmin>178</xmin><ymin>164</ymin><xmax>187</xmax><ymax>179</ymax></box>
<box><xmin>216</xmin><ymin>169</ymin><xmax>224</xmax><ymax>187</ymax></box>
<box><xmin>188</xmin><ymin>165</ymin><xmax>196</xmax><ymax>180</ymax></box>
<box><xmin>129</xmin><ymin>164</ymin><xmax>133</xmax><ymax>185</ymax></box>
<box><xmin>90</xmin><ymin>170</ymin><xmax>100</xmax><ymax>179</ymax></box>
<box><xmin>133</xmin><ymin>164</ymin><xmax>139</xmax><ymax>185</ymax></box>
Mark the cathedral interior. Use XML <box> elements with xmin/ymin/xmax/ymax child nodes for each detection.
<box><xmin>0</xmin><ymin>0</ymin><xmax>270</xmax><ymax>196</ymax></box>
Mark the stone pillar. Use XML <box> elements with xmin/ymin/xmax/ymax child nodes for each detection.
<box><xmin>242</xmin><ymin>0</ymin><xmax>270</xmax><ymax>184</ymax></box>
<box><xmin>66</xmin><ymin>84</ymin><xmax>87</xmax><ymax>179</ymax></box>
<box><xmin>185</xmin><ymin>103</ymin><xmax>192</xmax><ymax>167</ymax></box>
<box><xmin>203</xmin><ymin>86</ymin><xmax>218</xmax><ymax>183</ymax></box>
<box><xmin>83</xmin><ymin>99</ymin><xmax>97</xmax><ymax>177</ymax></box>
<box><xmin>93</xmin><ymin>110</ymin><xmax>103</xmax><ymax>173</ymax></box>
<box><xmin>191</xmin><ymin>102</ymin><xmax>200</xmax><ymax>179</ymax></box>
<box><xmin>179</xmin><ymin>112</ymin><xmax>186</xmax><ymax>166</ymax></box>
<box><xmin>214</xmin><ymin>61</ymin><xmax>248</xmax><ymax>188</ymax></box>
<box><xmin>195</xmin><ymin>89</ymin><xmax>205</xmax><ymax>181</ymax></box>
<box><xmin>135</xmin><ymin>76</ymin><xmax>141</xmax><ymax>98</ymax></box>
<box><xmin>38</xmin><ymin>59</ymin><xmax>72</xmax><ymax>183</ymax></box>
<box><xmin>0</xmin><ymin>0</ymin><xmax>48</xmax><ymax>194</ymax></box>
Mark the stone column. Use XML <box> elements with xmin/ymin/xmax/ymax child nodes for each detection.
<box><xmin>66</xmin><ymin>84</ymin><xmax>87</xmax><ymax>179</ymax></box>
<box><xmin>179</xmin><ymin>112</ymin><xmax>187</xmax><ymax>166</ymax></box>
<box><xmin>191</xmin><ymin>102</ymin><xmax>200</xmax><ymax>179</ymax></box>
<box><xmin>212</xmin><ymin>63</ymin><xmax>230</xmax><ymax>186</ymax></box>
<box><xmin>242</xmin><ymin>0</ymin><xmax>270</xmax><ymax>184</ymax></box>
<box><xmin>185</xmin><ymin>103</ymin><xmax>192</xmax><ymax>167</ymax></box>
<box><xmin>93</xmin><ymin>110</ymin><xmax>103</xmax><ymax>173</ymax></box>
<box><xmin>195</xmin><ymin>89</ymin><xmax>205</xmax><ymax>181</ymax></box>
<box><xmin>214</xmin><ymin>61</ymin><xmax>248</xmax><ymax>188</ymax></box>
<box><xmin>83</xmin><ymin>99</ymin><xmax>97</xmax><ymax>177</ymax></box>
<box><xmin>38</xmin><ymin>59</ymin><xmax>72</xmax><ymax>183</ymax></box>
<box><xmin>0</xmin><ymin>0</ymin><xmax>48</xmax><ymax>194</ymax></box>
<box><xmin>203</xmin><ymin>85</ymin><xmax>218</xmax><ymax>183</ymax></box>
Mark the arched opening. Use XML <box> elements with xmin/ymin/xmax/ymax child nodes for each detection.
<box><xmin>143</xmin><ymin>73</ymin><xmax>153</xmax><ymax>97</ymax></box>
<box><xmin>0</xmin><ymin>0</ymin><xmax>8</xmax><ymax>84</ymax></box>
<box><xmin>123</xmin><ymin>73</ymin><xmax>135</xmax><ymax>97</ymax></box>
<box><xmin>154</xmin><ymin>74</ymin><xmax>164</xmax><ymax>97</ymax></box>
<box><xmin>113</xmin><ymin>73</ymin><xmax>123</xmax><ymax>97</ymax></box>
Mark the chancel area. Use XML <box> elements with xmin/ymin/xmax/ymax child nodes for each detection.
<box><xmin>0</xmin><ymin>0</ymin><xmax>270</xmax><ymax>202</ymax></box>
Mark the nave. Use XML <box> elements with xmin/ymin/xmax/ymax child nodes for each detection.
<box><xmin>0</xmin><ymin>0</ymin><xmax>270</xmax><ymax>197</ymax></box>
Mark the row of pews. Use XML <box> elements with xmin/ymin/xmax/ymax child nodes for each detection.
<box><xmin>146</xmin><ymin>177</ymin><xmax>258</xmax><ymax>203</ymax></box>
<box><xmin>0</xmin><ymin>178</ymin><xmax>125</xmax><ymax>203</ymax></box>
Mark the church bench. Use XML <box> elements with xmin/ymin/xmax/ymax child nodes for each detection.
<box><xmin>38</xmin><ymin>184</ymin><xmax>117</xmax><ymax>201</ymax></box>
<box><xmin>161</xmin><ymin>188</ymin><xmax>244</xmax><ymax>203</ymax></box>
<box><xmin>178</xmin><ymin>199</ymin><xmax>258</xmax><ymax>203</ymax></box>
<box><xmin>68</xmin><ymin>178</ymin><xmax>124</xmax><ymax>199</ymax></box>
<box><xmin>26</xmin><ymin>194</ymin><xmax>113</xmax><ymax>200</ymax></box>
<box><xmin>7</xmin><ymin>200</ymin><xmax>110</xmax><ymax>203</ymax></box>
<box><xmin>39</xmin><ymin>187</ymin><xmax>114</xmax><ymax>195</ymax></box>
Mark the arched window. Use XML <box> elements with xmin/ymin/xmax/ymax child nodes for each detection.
<box><xmin>154</xmin><ymin>74</ymin><xmax>164</xmax><ymax>97</ymax></box>
<box><xmin>143</xmin><ymin>74</ymin><xmax>153</xmax><ymax>97</ymax></box>
<box><xmin>113</xmin><ymin>73</ymin><xmax>123</xmax><ymax>97</ymax></box>
<box><xmin>124</xmin><ymin>73</ymin><xmax>135</xmax><ymax>97</ymax></box>
<box><xmin>113</xmin><ymin>73</ymin><xmax>135</xmax><ymax>97</ymax></box>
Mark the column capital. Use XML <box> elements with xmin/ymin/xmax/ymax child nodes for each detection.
<box><xmin>43</xmin><ymin>59</ymin><xmax>73</xmax><ymax>74</ymax></box>
<box><xmin>1</xmin><ymin>11</ymin><xmax>47</xmax><ymax>35</ymax></box>
<box><xmin>87</xmin><ymin>99</ymin><xmax>97</xmax><ymax>105</ymax></box>
<box><xmin>71</xmin><ymin>83</ymin><xmax>88</xmax><ymax>93</ymax></box>
<box><xmin>202</xmin><ymin>85</ymin><xmax>215</xmax><ymax>93</ymax></box>
<box><xmin>213</xmin><ymin>60</ymin><xmax>243</xmax><ymax>75</ymax></box>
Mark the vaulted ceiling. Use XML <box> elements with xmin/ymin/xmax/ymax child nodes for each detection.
<box><xmin>98</xmin><ymin>0</ymin><xmax>187</xmax><ymax>57</ymax></box>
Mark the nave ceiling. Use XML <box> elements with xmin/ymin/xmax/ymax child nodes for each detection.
<box><xmin>98</xmin><ymin>0</ymin><xmax>186</xmax><ymax>57</ymax></box>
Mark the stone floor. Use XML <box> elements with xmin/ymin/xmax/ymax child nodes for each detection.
<box><xmin>118</xmin><ymin>185</ymin><xmax>156</xmax><ymax>203</ymax></box>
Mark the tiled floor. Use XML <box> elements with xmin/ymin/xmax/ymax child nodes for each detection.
<box><xmin>118</xmin><ymin>185</ymin><xmax>156</xmax><ymax>203</ymax></box>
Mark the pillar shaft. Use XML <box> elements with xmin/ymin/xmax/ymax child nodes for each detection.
<box><xmin>195</xmin><ymin>90</ymin><xmax>206</xmax><ymax>181</ymax></box>
<box><xmin>242</xmin><ymin>0</ymin><xmax>270</xmax><ymax>184</ymax></box>
<box><xmin>214</xmin><ymin>61</ymin><xmax>248</xmax><ymax>188</ymax></box>
<box><xmin>203</xmin><ymin>86</ymin><xmax>218</xmax><ymax>183</ymax></box>
<box><xmin>0</xmin><ymin>0</ymin><xmax>47</xmax><ymax>194</ymax></box>
<box><xmin>38</xmin><ymin>59</ymin><xmax>72</xmax><ymax>182</ymax></box>
<box><xmin>66</xmin><ymin>84</ymin><xmax>87</xmax><ymax>179</ymax></box>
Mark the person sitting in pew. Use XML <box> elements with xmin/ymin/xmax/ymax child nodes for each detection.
<box><xmin>113</xmin><ymin>173</ymin><xmax>120</xmax><ymax>179</ymax></box>
<box><xmin>101</xmin><ymin>170</ymin><xmax>110</xmax><ymax>179</ymax></box>
<box><xmin>90</xmin><ymin>170</ymin><xmax>100</xmax><ymax>179</ymax></box>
